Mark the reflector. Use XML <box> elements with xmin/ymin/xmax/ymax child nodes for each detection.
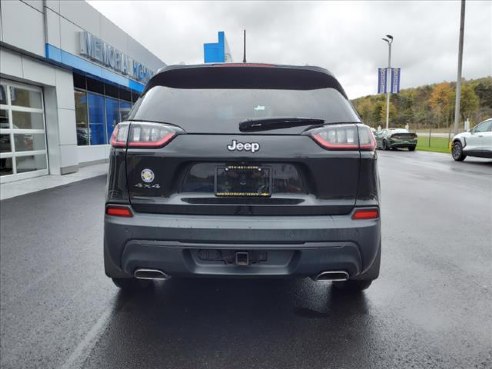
<box><xmin>352</xmin><ymin>208</ymin><xmax>379</xmax><ymax>220</ymax></box>
<box><xmin>106</xmin><ymin>206</ymin><xmax>133</xmax><ymax>217</ymax></box>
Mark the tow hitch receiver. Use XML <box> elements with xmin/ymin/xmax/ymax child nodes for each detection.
<box><xmin>235</xmin><ymin>251</ymin><xmax>249</xmax><ymax>266</ymax></box>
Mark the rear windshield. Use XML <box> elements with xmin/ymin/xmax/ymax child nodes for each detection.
<box><xmin>129</xmin><ymin>86</ymin><xmax>360</xmax><ymax>134</ymax></box>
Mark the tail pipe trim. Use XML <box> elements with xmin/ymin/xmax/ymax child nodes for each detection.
<box><xmin>314</xmin><ymin>271</ymin><xmax>349</xmax><ymax>281</ymax></box>
<box><xmin>134</xmin><ymin>268</ymin><xmax>169</xmax><ymax>280</ymax></box>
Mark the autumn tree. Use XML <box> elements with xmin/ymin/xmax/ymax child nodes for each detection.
<box><xmin>353</xmin><ymin>98</ymin><xmax>372</xmax><ymax>124</ymax></box>
<box><xmin>459</xmin><ymin>83</ymin><xmax>480</xmax><ymax>121</ymax></box>
<box><xmin>350</xmin><ymin>77</ymin><xmax>489</xmax><ymax>129</ymax></box>
<box><xmin>429</xmin><ymin>82</ymin><xmax>454</xmax><ymax>128</ymax></box>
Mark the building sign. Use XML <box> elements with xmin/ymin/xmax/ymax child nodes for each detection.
<box><xmin>79</xmin><ymin>31</ymin><xmax>154</xmax><ymax>83</ymax></box>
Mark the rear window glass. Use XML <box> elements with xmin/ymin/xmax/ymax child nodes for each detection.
<box><xmin>130</xmin><ymin>86</ymin><xmax>360</xmax><ymax>134</ymax></box>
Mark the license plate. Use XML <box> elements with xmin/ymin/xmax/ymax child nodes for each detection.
<box><xmin>215</xmin><ymin>165</ymin><xmax>271</xmax><ymax>197</ymax></box>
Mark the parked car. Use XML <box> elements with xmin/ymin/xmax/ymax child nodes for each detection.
<box><xmin>375</xmin><ymin>128</ymin><xmax>418</xmax><ymax>151</ymax></box>
<box><xmin>104</xmin><ymin>63</ymin><xmax>381</xmax><ymax>292</ymax></box>
<box><xmin>451</xmin><ymin>118</ymin><xmax>492</xmax><ymax>161</ymax></box>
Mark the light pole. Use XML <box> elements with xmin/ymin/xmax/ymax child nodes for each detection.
<box><xmin>382</xmin><ymin>35</ymin><xmax>393</xmax><ymax>130</ymax></box>
<box><xmin>453</xmin><ymin>0</ymin><xmax>465</xmax><ymax>135</ymax></box>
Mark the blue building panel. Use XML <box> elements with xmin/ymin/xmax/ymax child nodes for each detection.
<box><xmin>204</xmin><ymin>31</ymin><xmax>226</xmax><ymax>63</ymax></box>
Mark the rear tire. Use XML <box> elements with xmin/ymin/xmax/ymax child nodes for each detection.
<box><xmin>408</xmin><ymin>146</ymin><xmax>416</xmax><ymax>151</ymax></box>
<box><xmin>112</xmin><ymin>277</ymin><xmax>152</xmax><ymax>291</ymax></box>
<box><xmin>332</xmin><ymin>279</ymin><xmax>372</xmax><ymax>292</ymax></box>
<box><xmin>452</xmin><ymin>141</ymin><xmax>466</xmax><ymax>161</ymax></box>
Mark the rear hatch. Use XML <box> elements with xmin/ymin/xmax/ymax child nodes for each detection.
<box><xmin>121</xmin><ymin>65</ymin><xmax>373</xmax><ymax>216</ymax></box>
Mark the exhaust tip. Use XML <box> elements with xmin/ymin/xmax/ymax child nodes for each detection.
<box><xmin>314</xmin><ymin>271</ymin><xmax>349</xmax><ymax>282</ymax></box>
<box><xmin>134</xmin><ymin>268</ymin><xmax>169</xmax><ymax>280</ymax></box>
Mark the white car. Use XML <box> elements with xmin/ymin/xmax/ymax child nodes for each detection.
<box><xmin>451</xmin><ymin>118</ymin><xmax>492</xmax><ymax>161</ymax></box>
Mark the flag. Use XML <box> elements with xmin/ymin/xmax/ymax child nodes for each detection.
<box><xmin>378</xmin><ymin>68</ymin><xmax>387</xmax><ymax>94</ymax></box>
<box><xmin>391</xmin><ymin>68</ymin><xmax>401</xmax><ymax>93</ymax></box>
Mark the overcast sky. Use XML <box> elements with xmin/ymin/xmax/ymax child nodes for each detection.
<box><xmin>87</xmin><ymin>1</ymin><xmax>491</xmax><ymax>99</ymax></box>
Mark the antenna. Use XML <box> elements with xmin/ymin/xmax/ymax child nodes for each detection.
<box><xmin>243</xmin><ymin>29</ymin><xmax>247</xmax><ymax>63</ymax></box>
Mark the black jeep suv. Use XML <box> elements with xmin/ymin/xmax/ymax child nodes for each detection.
<box><xmin>104</xmin><ymin>63</ymin><xmax>381</xmax><ymax>292</ymax></box>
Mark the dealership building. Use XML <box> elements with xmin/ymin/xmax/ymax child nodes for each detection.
<box><xmin>0</xmin><ymin>0</ymin><xmax>166</xmax><ymax>184</ymax></box>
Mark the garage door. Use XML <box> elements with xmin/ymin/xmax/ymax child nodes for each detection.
<box><xmin>0</xmin><ymin>80</ymin><xmax>48</xmax><ymax>183</ymax></box>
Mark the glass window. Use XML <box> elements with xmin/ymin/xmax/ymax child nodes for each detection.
<box><xmin>105</xmin><ymin>97</ymin><xmax>119</xmax><ymax>141</ymax></box>
<box><xmin>86</xmin><ymin>78</ymin><xmax>104</xmax><ymax>94</ymax></box>
<box><xmin>120</xmin><ymin>89</ymin><xmax>131</xmax><ymax>102</ymax></box>
<box><xmin>10</xmin><ymin>87</ymin><xmax>42</xmax><ymax>109</ymax></box>
<box><xmin>16</xmin><ymin>154</ymin><xmax>47</xmax><ymax>173</ymax></box>
<box><xmin>119</xmin><ymin>100</ymin><xmax>131</xmax><ymax>122</ymax></box>
<box><xmin>88</xmin><ymin>93</ymin><xmax>106</xmax><ymax>145</ymax></box>
<box><xmin>1</xmin><ymin>80</ymin><xmax>48</xmax><ymax>178</ymax></box>
<box><xmin>0</xmin><ymin>158</ymin><xmax>13</xmax><ymax>176</ymax></box>
<box><xmin>11</xmin><ymin>111</ymin><xmax>44</xmax><ymax>130</ymax></box>
<box><xmin>75</xmin><ymin>91</ymin><xmax>89</xmax><ymax>146</ymax></box>
<box><xmin>0</xmin><ymin>109</ymin><xmax>9</xmax><ymax>129</ymax></box>
<box><xmin>13</xmin><ymin>133</ymin><xmax>46</xmax><ymax>152</ymax></box>
<box><xmin>0</xmin><ymin>84</ymin><xmax>7</xmax><ymax>105</ymax></box>
<box><xmin>105</xmin><ymin>84</ymin><xmax>119</xmax><ymax>99</ymax></box>
<box><xmin>131</xmin><ymin>87</ymin><xmax>359</xmax><ymax>134</ymax></box>
<box><xmin>1</xmin><ymin>134</ymin><xmax>12</xmax><ymax>153</ymax></box>
<box><xmin>73</xmin><ymin>74</ymin><xmax>86</xmax><ymax>90</ymax></box>
<box><xmin>475</xmin><ymin>120</ymin><xmax>492</xmax><ymax>133</ymax></box>
<box><xmin>73</xmin><ymin>76</ymin><xmax>137</xmax><ymax>146</ymax></box>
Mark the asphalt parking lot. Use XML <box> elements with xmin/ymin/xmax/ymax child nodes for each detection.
<box><xmin>1</xmin><ymin>151</ymin><xmax>491</xmax><ymax>369</ymax></box>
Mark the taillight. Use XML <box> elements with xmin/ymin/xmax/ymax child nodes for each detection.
<box><xmin>110</xmin><ymin>123</ymin><xmax>129</xmax><ymax>147</ymax></box>
<box><xmin>110</xmin><ymin>122</ymin><xmax>181</xmax><ymax>149</ymax></box>
<box><xmin>128</xmin><ymin>122</ymin><xmax>177</xmax><ymax>148</ymax></box>
<box><xmin>358</xmin><ymin>126</ymin><xmax>377</xmax><ymax>151</ymax></box>
<box><xmin>106</xmin><ymin>205</ymin><xmax>133</xmax><ymax>217</ymax></box>
<box><xmin>352</xmin><ymin>208</ymin><xmax>379</xmax><ymax>220</ymax></box>
<box><xmin>307</xmin><ymin>124</ymin><xmax>376</xmax><ymax>151</ymax></box>
<box><xmin>310</xmin><ymin>124</ymin><xmax>359</xmax><ymax>150</ymax></box>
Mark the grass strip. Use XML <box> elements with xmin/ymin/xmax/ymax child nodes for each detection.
<box><xmin>416</xmin><ymin>137</ymin><xmax>451</xmax><ymax>154</ymax></box>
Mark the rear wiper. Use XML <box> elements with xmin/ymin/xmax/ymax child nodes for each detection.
<box><xmin>239</xmin><ymin>117</ymin><xmax>325</xmax><ymax>132</ymax></box>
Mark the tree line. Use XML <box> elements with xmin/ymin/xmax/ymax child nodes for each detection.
<box><xmin>352</xmin><ymin>76</ymin><xmax>492</xmax><ymax>130</ymax></box>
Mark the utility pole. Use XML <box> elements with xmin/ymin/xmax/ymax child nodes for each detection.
<box><xmin>453</xmin><ymin>0</ymin><xmax>466</xmax><ymax>135</ymax></box>
<box><xmin>382</xmin><ymin>35</ymin><xmax>393</xmax><ymax>130</ymax></box>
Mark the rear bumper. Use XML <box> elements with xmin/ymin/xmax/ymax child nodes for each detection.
<box><xmin>104</xmin><ymin>209</ymin><xmax>381</xmax><ymax>280</ymax></box>
<box><xmin>389</xmin><ymin>140</ymin><xmax>417</xmax><ymax>148</ymax></box>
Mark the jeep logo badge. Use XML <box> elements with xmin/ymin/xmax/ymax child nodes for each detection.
<box><xmin>227</xmin><ymin>140</ymin><xmax>260</xmax><ymax>153</ymax></box>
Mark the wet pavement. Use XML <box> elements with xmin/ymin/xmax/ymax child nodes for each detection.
<box><xmin>1</xmin><ymin>151</ymin><xmax>491</xmax><ymax>369</ymax></box>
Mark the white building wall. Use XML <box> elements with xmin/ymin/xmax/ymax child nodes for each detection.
<box><xmin>0</xmin><ymin>0</ymin><xmax>45</xmax><ymax>57</ymax></box>
<box><xmin>46</xmin><ymin>0</ymin><xmax>164</xmax><ymax>72</ymax></box>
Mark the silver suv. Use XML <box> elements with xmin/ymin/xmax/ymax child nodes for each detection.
<box><xmin>451</xmin><ymin>118</ymin><xmax>492</xmax><ymax>161</ymax></box>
